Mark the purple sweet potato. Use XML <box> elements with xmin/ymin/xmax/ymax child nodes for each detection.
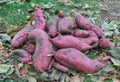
<box><xmin>47</xmin><ymin>18</ymin><xmax>58</xmax><ymax>38</ymax></box>
<box><xmin>74</xmin><ymin>29</ymin><xmax>89</xmax><ymax>38</ymax></box>
<box><xmin>26</xmin><ymin>40</ymin><xmax>35</xmax><ymax>54</ymax></box>
<box><xmin>50</xmin><ymin>35</ymin><xmax>93</xmax><ymax>51</ymax></box>
<box><xmin>11</xmin><ymin>24</ymin><xmax>35</xmax><ymax>48</ymax></box>
<box><xmin>34</xmin><ymin>7</ymin><xmax>46</xmax><ymax>30</ymax></box>
<box><xmin>8</xmin><ymin>49</ymin><xmax>32</xmax><ymax>63</ymax></box>
<box><xmin>73</xmin><ymin>12</ymin><xmax>104</xmax><ymax>37</ymax></box>
<box><xmin>58</xmin><ymin>17</ymin><xmax>74</xmax><ymax>34</ymax></box>
<box><xmin>54</xmin><ymin>48</ymin><xmax>106</xmax><ymax>73</ymax></box>
<box><xmin>99</xmin><ymin>38</ymin><xmax>115</xmax><ymax>48</ymax></box>
<box><xmin>28</xmin><ymin>29</ymin><xmax>54</xmax><ymax>72</ymax></box>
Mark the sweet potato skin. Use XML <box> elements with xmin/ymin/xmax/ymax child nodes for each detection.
<box><xmin>11</xmin><ymin>24</ymin><xmax>35</xmax><ymax>48</ymax></box>
<box><xmin>28</xmin><ymin>29</ymin><xmax>54</xmax><ymax>72</ymax></box>
<box><xmin>73</xmin><ymin>13</ymin><xmax>104</xmax><ymax>37</ymax></box>
<box><xmin>58</xmin><ymin>17</ymin><xmax>74</xmax><ymax>34</ymax></box>
<box><xmin>99</xmin><ymin>38</ymin><xmax>115</xmax><ymax>48</ymax></box>
<box><xmin>34</xmin><ymin>7</ymin><xmax>46</xmax><ymax>30</ymax></box>
<box><xmin>54</xmin><ymin>48</ymin><xmax>106</xmax><ymax>73</ymax></box>
<box><xmin>47</xmin><ymin>18</ymin><xmax>58</xmax><ymax>38</ymax></box>
<box><xmin>50</xmin><ymin>35</ymin><xmax>93</xmax><ymax>51</ymax></box>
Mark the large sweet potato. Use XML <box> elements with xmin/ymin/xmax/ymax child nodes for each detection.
<box><xmin>58</xmin><ymin>17</ymin><xmax>74</xmax><ymax>34</ymax></box>
<box><xmin>11</xmin><ymin>24</ymin><xmax>35</xmax><ymax>48</ymax></box>
<box><xmin>34</xmin><ymin>7</ymin><xmax>46</xmax><ymax>30</ymax></box>
<box><xmin>73</xmin><ymin>12</ymin><xmax>104</xmax><ymax>37</ymax></box>
<box><xmin>47</xmin><ymin>18</ymin><xmax>58</xmax><ymax>38</ymax></box>
<box><xmin>54</xmin><ymin>48</ymin><xmax>106</xmax><ymax>73</ymax></box>
<box><xmin>50</xmin><ymin>35</ymin><xmax>93</xmax><ymax>51</ymax></box>
<box><xmin>8</xmin><ymin>49</ymin><xmax>32</xmax><ymax>63</ymax></box>
<box><xmin>28</xmin><ymin>29</ymin><xmax>54</xmax><ymax>72</ymax></box>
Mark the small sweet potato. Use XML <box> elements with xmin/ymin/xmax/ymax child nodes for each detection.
<box><xmin>47</xmin><ymin>18</ymin><xmax>58</xmax><ymax>38</ymax></box>
<box><xmin>11</xmin><ymin>24</ymin><xmax>35</xmax><ymax>48</ymax></box>
<box><xmin>99</xmin><ymin>38</ymin><xmax>115</xmax><ymax>48</ymax></box>
<box><xmin>8</xmin><ymin>49</ymin><xmax>32</xmax><ymax>63</ymax></box>
<box><xmin>28</xmin><ymin>29</ymin><xmax>54</xmax><ymax>72</ymax></box>
<box><xmin>50</xmin><ymin>35</ymin><xmax>93</xmax><ymax>51</ymax></box>
<box><xmin>34</xmin><ymin>7</ymin><xmax>46</xmax><ymax>30</ymax></box>
<box><xmin>73</xmin><ymin>12</ymin><xmax>104</xmax><ymax>37</ymax></box>
<box><xmin>58</xmin><ymin>17</ymin><xmax>74</xmax><ymax>34</ymax></box>
<box><xmin>26</xmin><ymin>40</ymin><xmax>35</xmax><ymax>54</ymax></box>
<box><xmin>54</xmin><ymin>48</ymin><xmax>106</xmax><ymax>73</ymax></box>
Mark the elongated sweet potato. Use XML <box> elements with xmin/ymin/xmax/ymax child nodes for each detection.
<box><xmin>54</xmin><ymin>48</ymin><xmax>106</xmax><ymax>73</ymax></box>
<box><xmin>73</xmin><ymin>12</ymin><xmax>104</xmax><ymax>37</ymax></box>
<box><xmin>50</xmin><ymin>35</ymin><xmax>93</xmax><ymax>51</ymax></box>
<box><xmin>47</xmin><ymin>18</ymin><xmax>58</xmax><ymax>38</ymax></box>
<box><xmin>58</xmin><ymin>17</ymin><xmax>74</xmax><ymax>34</ymax></box>
<box><xmin>99</xmin><ymin>38</ymin><xmax>115</xmax><ymax>48</ymax></box>
<box><xmin>11</xmin><ymin>24</ymin><xmax>35</xmax><ymax>48</ymax></box>
<box><xmin>8</xmin><ymin>49</ymin><xmax>32</xmax><ymax>63</ymax></box>
<box><xmin>28</xmin><ymin>29</ymin><xmax>54</xmax><ymax>72</ymax></box>
<box><xmin>34</xmin><ymin>7</ymin><xmax>46</xmax><ymax>30</ymax></box>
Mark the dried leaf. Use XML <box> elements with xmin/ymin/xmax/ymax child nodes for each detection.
<box><xmin>60</xmin><ymin>73</ymin><xmax>66</xmax><ymax>82</ymax></box>
<box><xmin>70</xmin><ymin>75</ymin><xmax>80</xmax><ymax>82</ymax></box>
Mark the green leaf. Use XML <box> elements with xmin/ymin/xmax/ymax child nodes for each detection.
<box><xmin>0</xmin><ymin>64</ymin><xmax>13</xmax><ymax>73</ymax></box>
<box><xmin>110</xmin><ymin>47</ymin><xmax>120</xmax><ymax>60</ymax></box>
<box><xmin>0</xmin><ymin>34</ymin><xmax>11</xmax><ymax>41</ymax></box>
<box><xmin>27</xmin><ymin>76</ymin><xmax>37</xmax><ymax>82</ymax></box>
<box><xmin>111</xmin><ymin>58</ymin><xmax>120</xmax><ymax>67</ymax></box>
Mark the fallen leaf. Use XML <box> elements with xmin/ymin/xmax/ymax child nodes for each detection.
<box><xmin>0</xmin><ymin>64</ymin><xmax>14</xmax><ymax>73</ymax></box>
<box><xmin>111</xmin><ymin>58</ymin><xmax>120</xmax><ymax>67</ymax></box>
<box><xmin>27</xmin><ymin>76</ymin><xmax>37</xmax><ymax>82</ymax></box>
<box><xmin>70</xmin><ymin>75</ymin><xmax>80</xmax><ymax>82</ymax></box>
<box><xmin>60</xmin><ymin>73</ymin><xmax>66</xmax><ymax>82</ymax></box>
<box><xmin>113</xmin><ymin>78</ymin><xmax>120</xmax><ymax>82</ymax></box>
<box><xmin>110</xmin><ymin>47</ymin><xmax>120</xmax><ymax>60</ymax></box>
<box><xmin>0</xmin><ymin>34</ymin><xmax>11</xmax><ymax>41</ymax></box>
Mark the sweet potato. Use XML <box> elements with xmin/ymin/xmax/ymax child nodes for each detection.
<box><xmin>26</xmin><ymin>40</ymin><xmax>35</xmax><ymax>54</ymax></box>
<box><xmin>28</xmin><ymin>29</ymin><xmax>54</xmax><ymax>72</ymax></box>
<box><xmin>47</xmin><ymin>18</ymin><xmax>58</xmax><ymax>38</ymax></box>
<box><xmin>11</xmin><ymin>24</ymin><xmax>35</xmax><ymax>48</ymax></box>
<box><xmin>58</xmin><ymin>17</ymin><xmax>74</xmax><ymax>34</ymax></box>
<box><xmin>74</xmin><ymin>29</ymin><xmax>89</xmax><ymax>38</ymax></box>
<box><xmin>57</xmin><ymin>10</ymin><xmax>64</xmax><ymax>18</ymax></box>
<box><xmin>99</xmin><ymin>38</ymin><xmax>115</xmax><ymax>48</ymax></box>
<box><xmin>34</xmin><ymin>7</ymin><xmax>46</xmax><ymax>30</ymax></box>
<box><xmin>8</xmin><ymin>49</ymin><xmax>32</xmax><ymax>63</ymax></box>
<box><xmin>73</xmin><ymin>12</ymin><xmax>104</xmax><ymax>37</ymax></box>
<box><xmin>50</xmin><ymin>35</ymin><xmax>93</xmax><ymax>51</ymax></box>
<box><xmin>54</xmin><ymin>48</ymin><xmax>106</xmax><ymax>73</ymax></box>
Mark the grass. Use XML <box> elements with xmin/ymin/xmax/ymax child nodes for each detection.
<box><xmin>0</xmin><ymin>0</ymin><xmax>100</xmax><ymax>25</ymax></box>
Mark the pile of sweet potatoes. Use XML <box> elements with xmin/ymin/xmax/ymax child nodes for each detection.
<box><xmin>9</xmin><ymin>7</ymin><xmax>115</xmax><ymax>74</ymax></box>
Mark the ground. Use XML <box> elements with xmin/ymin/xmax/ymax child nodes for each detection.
<box><xmin>0</xmin><ymin>0</ymin><xmax>120</xmax><ymax>82</ymax></box>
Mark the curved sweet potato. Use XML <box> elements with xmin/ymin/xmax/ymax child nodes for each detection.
<box><xmin>28</xmin><ymin>29</ymin><xmax>54</xmax><ymax>72</ymax></box>
<box><xmin>73</xmin><ymin>12</ymin><xmax>104</xmax><ymax>37</ymax></box>
<box><xmin>26</xmin><ymin>40</ymin><xmax>35</xmax><ymax>54</ymax></box>
<box><xmin>58</xmin><ymin>17</ymin><xmax>74</xmax><ymax>34</ymax></box>
<box><xmin>50</xmin><ymin>35</ymin><xmax>93</xmax><ymax>51</ymax></box>
<box><xmin>11</xmin><ymin>24</ymin><xmax>35</xmax><ymax>48</ymax></box>
<box><xmin>54</xmin><ymin>48</ymin><xmax>106</xmax><ymax>73</ymax></box>
<box><xmin>47</xmin><ymin>18</ymin><xmax>58</xmax><ymax>38</ymax></box>
<box><xmin>8</xmin><ymin>49</ymin><xmax>32</xmax><ymax>63</ymax></box>
<box><xmin>99</xmin><ymin>38</ymin><xmax>115</xmax><ymax>48</ymax></box>
<box><xmin>34</xmin><ymin>7</ymin><xmax>46</xmax><ymax>30</ymax></box>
